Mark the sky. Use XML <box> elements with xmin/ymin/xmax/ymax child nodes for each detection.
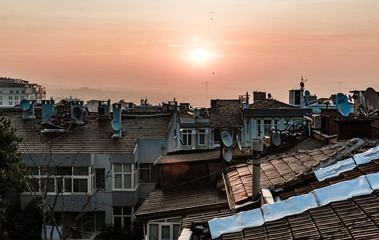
<box><xmin>1</xmin><ymin>0</ymin><xmax>379</xmax><ymax>107</ymax></box>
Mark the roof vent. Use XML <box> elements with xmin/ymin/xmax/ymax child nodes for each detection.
<box><xmin>41</xmin><ymin>99</ymin><xmax>55</xmax><ymax>124</ymax></box>
<box><xmin>111</xmin><ymin>103</ymin><xmax>122</xmax><ymax>139</ymax></box>
<box><xmin>98</xmin><ymin>99</ymin><xmax>111</xmax><ymax>119</ymax></box>
<box><xmin>70</xmin><ymin>101</ymin><xmax>84</xmax><ymax>124</ymax></box>
<box><xmin>20</xmin><ymin>99</ymin><xmax>36</xmax><ymax>120</ymax></box>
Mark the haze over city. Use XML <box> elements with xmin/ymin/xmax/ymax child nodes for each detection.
<box><xmin>1</xmin><ymin>0</ymin><xmax>379</xmax><ymax>106</ymax></box>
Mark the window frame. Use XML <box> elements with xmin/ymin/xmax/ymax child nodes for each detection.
<box><xmin>182</xmin><ymin>130</ymin><xmax>192</xmax><ymax>146</ymax></box>
<box><xmin>112</xmin><ymin>163</ymin><xmax>138</xmax><ymax>191</ymax></box>
<box><xmin>198</xmin><ymin>129</ymin><xmax>206</xmax><ymax>146</ymax></box>
<box><xmin>27</xmin><ymin>166</ymin><xmax>93</xmax><ymax>195</ymax></box>
<box><xmin>147</xmin><ymin>218</ymin><xmax>181</xmax><ymax>240</ymax></box>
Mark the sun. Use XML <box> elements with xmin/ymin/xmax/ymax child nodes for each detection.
<box><xmin>191</xmin><ymin>50</ymin><xmax>211</xmax><ymax>61</ymax></box>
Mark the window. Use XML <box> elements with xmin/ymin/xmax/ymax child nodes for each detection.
<box><xmin>113</xmin><ymin>163</ymin><xmax>138</xmax><ymax>190</ymax></box>
<box><xmin>0</xmin><ymin>96</ymin><xmax>2</xmax><ymax>100</ymax></box>
<box><xmin>139</xmin><ymin>163</ymin><xmax>159</xmax><ymax>183</ymax></box>
<box><xmin>113</xmin><ymin>206</ymin><xmax>133</xmax><ymax>231</ymax></box>
<box><xmin>257</xmin><ymin>119</ymin><xmax>262</xmax><ymax>138</ymax></box>
<box><xmin>182</xmin><ymin>130</ymin><xmax>192</xmax><ymax>146</ymax></box>
<box><xmin>9</xmin><ymin>90</ymin><xmax>13</xmax><ymax>94</ymax></box>
<box><xmin>95</xmin><ymin>168</ymin><xmax>105</xmax><ymax>189</ymax></box>
<box><xmin>148</xmin><ymin>218</ymin><xmax>181</xmax><ymax>240</ymax></box>
<box><xmin>8</xmin><ymin>96</ymin><xmax>12</xmax><ymax>100</ymax></box>
<box><xmin>0</xmin><ymin>102</ymin><xmax>2</xmax><ymax>106</ymax></box>
<box><xmin>22</xmin><ymin>90</ymin><xmax>25</xmax><ymax>94</ymax></box>
<box><xmin>15</xmin><ymin>101</ymin><xmax>18</xmax><ymax>105</ymax></box>
<box><xmin>198</xmin><ymin>129</ymin><xmax>205</xmax><ymax>145</ymax></box>
<box><xmin>27</xmin><ymin>166</ymin><xmax>92</xmax><ymax>194</ymax></box>
<box><xmin>8</xmin><ymin>101</ymin><xmax>13</xmax><ymax>106</ymax></box>
<box><xmin>264</xmin><ymin>120</ymin><xmax>272</xmax><ymax>137</ymax></box>
<box><xmin>15</xmin><ymin>90</ymin><xmax>19</xmax><ymax>94</ymax></box>
<box><xmin>14</xmin><ymin>96</ymin><xmax>18</xmax><ymax>100</ymax></box>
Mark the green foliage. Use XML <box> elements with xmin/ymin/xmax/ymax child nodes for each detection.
<box><xmin>0</xmin><ymin>111</ymin><xmax>27</xmax><ymax>238</ymax></box>
<box><xmin>95</xmin><ymin>221</ymin><xmax>143</xmax><ymax>240</ymax></box>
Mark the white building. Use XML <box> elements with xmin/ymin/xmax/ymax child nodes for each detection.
<box><xmin>0</xmin><ymin>77</ymin><xmax>46</xmax><ymax>107</ymax></box>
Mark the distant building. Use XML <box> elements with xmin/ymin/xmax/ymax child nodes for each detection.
<box><xmin>0</xmin><ymin>77</ymin><xmax>46</xmax><ymax>107</ymax></box>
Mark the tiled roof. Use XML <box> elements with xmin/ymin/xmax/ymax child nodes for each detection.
<box><xmin>278</xmin><ymin>150</ymin><xmax>379</xmax><ymax>200</ymax></box>
<box><xmin>249</xmin><ymin>99</ymin><xmax>294</xmax><ymax>109</ymax></box>
<box><xmin>4</xmin><ymin>109</ymin><xmax>171</xmax><ymax>154</ymax></box>
<box><xmin>210</xmin><ymin>100</ymin><xmax>242</xmax><ymax>128</ymax></box>
<box><xmin>217</xmin><ymin>192</ymin><xmax>379</xmax><ymax>239</ymax></box>
<box><xmin>223</xmin><ymin>138</ymin><xmax>373</xmax><ymax>208</ymax></box>
<box><xmin>135</xmin><ymin>184</ymin><xmax>228</xmax><ymax>219</ymax></box>
<box><xmin>181</xmin><ymin>211</ymin><xmax>233</xmax><ymax>229</ymax></box>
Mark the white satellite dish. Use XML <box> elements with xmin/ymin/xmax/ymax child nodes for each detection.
<box><xmin>271</xmin><ymin>132</ymin><xmax>281</xmax><ymax>147</ymax></box>
<box><xmin>304</xmin><ymin>90</ymin><xmax>310</xmax><ymax>98</ymax></box>
<box><xmin>193</xmin><ymin>108</ymin><xmax>200</xmax><ymax>117</ymax></box>
<box><xmin>20</xmin><ymin>99</ymin><xmax>30</xmax><ymax>111</ymax></box>
<box><xmin>222</xmin><ymin>147</ymin><xmax>232</xmax><ymax>162</ymax></box>
<box><xmin>221</xmin><ymin>131</ymin><xmax>233</xmax><ymax>147</ymax></box>
<box><xmin>335</xmin><ymin>93</ymin><xmax>351</xmax><ymax>117</ymax></box>
<box><xmin>364</xmin><ymin>87</ymin><xmax>379</xmax><ymax>112</ymax></box>
<box><xmin>359</xmin><ymin>91</ymin><xmax>367</xmax><ymax>114</ymax></box>
<box><xmin>111</xmin><ymin>118</ymin><xmax>121</xmax><ymax>131</ymax></box>
<box><xmin>236</xmin><ymin>134</ymin><xmax>242</xmax><ymax>151</ymax></box>
<box><xmin>300</xmin><ymin>81</ymin><xmax>305</xmax><ymax>88</ymax></box>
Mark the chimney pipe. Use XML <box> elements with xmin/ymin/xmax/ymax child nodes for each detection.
<box><xmin>252</xmin><ymin>152</ymin><xmax>261</xmax><ymax>201</ymax></box>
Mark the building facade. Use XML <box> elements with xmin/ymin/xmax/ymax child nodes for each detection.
<box><xmin>0</xmin><ymin>77</ymin><xmax>46</xmax><ymax>107</ymax></box>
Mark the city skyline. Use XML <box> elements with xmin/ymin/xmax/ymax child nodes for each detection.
<box><xmin>1</xmin><ymin>0</ymin><xmax>379</xmax><ymax>106</ymax></box>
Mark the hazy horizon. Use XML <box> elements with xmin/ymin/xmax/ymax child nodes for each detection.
<box><xmin>1</xmin><ymin>0</ymin><xmax>379</xmax><ymax>107</ymax></box>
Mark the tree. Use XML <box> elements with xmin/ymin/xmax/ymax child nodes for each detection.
<box><xmin>0</xmin><ymin>111</ymin><xmax>27</xmax><ymax>238</ymax></box>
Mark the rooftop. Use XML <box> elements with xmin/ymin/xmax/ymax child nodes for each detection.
<box><xmin>223</xmin><ymin>138</ymin><xmax>373</xmax><ymax>209</ymax></box>
<box><xmin>4</xmin><ymin>108</ymin><xmax>172</xmax><ymax>154</ymax></box>
<box><xmin>210</xmin><ymin>99</ymin><xmax>243</xmax><ymax>128</ymax></box>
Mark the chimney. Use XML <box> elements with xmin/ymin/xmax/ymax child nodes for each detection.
<box><xmin>41</xmin><ymin>99</ymin><xmax>55</xmax><ymax>124</ymax></box>
<box><xmin>251</xmin><ymin>140</ymin><xmax>263</xmax><ymax>201</ymax></box>
<box><xmin>253</xmin><ymin>92</ymin><xmax>266</xmax><ymax>103</ymax></box>
<box><xmin>70</xmin><ymin>101</ymin><xmax>84</xmax><ymax>124</ymax></box>
<box><xmin>20</xmin><ymin>99</ymin><xmax>36</xmax><ymax>120</ymax></box>
<box><xmin>98</xmin><ymin>99</ymin><xmax>111</xmax><ymax>119</ymax></box>
<box><xmin>111</xmin><ymin>103</ymin><xmax>122</xmax><ymax>139</ymax></box>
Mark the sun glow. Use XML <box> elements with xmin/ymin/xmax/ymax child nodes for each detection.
<box><xmin>191</xmin><ymin>50</ymin><xmax>211</xmax><ymax>61</ymax></box>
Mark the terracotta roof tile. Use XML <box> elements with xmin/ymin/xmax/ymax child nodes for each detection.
<box><xmin>249</xmin><ymin>98</ymin><xmax>294</xmax><ymax>109</ymax></box>
<box><xmin>217</xmin><ymin>192</ymin><xmax>379</xmax><ymax>239</ymax></box>
<box><xmin>4</xmin><ymin>109</ymin><xmax>171</xmax><ymax>154</ymax></box>
<box><xmin>223</xmin><ymin>139</ymin><xmax>376</xmax><ymax>208</ymax></box>
<box><xmin>135</xmin><ymin>184</ymin><xmax>228</xmax><ymax>219</ymax></box>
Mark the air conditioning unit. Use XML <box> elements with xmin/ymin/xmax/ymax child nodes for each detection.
<box><xmin>98</xmin><ymin>100</ymin><xmax>111</xmax><ymax>119</ymax></box>
<box><xmin>311</xmin><ymin>114</ymin><xmax>322</xmax><ymax>129</ymax></box>
<box><xmin>71</xmin><ymin>101</ymin><xmax>84</xmax><ymax>124</ymax></box>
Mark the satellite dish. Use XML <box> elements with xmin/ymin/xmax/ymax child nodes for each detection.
<box><xmin>236</xmin><ymin>134</ymin><xmax>242</xmax><ymax>151</ymax></box>
<box><xmin>304</xmin><ymin>90</ymin><xmax>310</xmax><ymax>98</ymax></box>
<box><xmin>221</xmin><ymin>131</ymin><xmax>233</xmax><ymax>147</ymax></box>
<box><xmin>111</xmin><ymin>118</ymin><xmax>122</xmax><ymax>131</ymax></box>
<box><xmin>300</xmin><ymin>82</ymin><xmax>305</xmax><ymax>88</ymax></box>
<box><xmin>20</xmin><ymin>99</ymin><xmax>30</xmax><ymax>111</ymax></box>
<box><xmin>222</xmin><ymin>147</ymin><xmax>232</xmax><ymax>162</ymax></box>
<box><xmin>335</xmin><ymin>93</ymin><xmax>351</xmax><ymax>117</ymax></box>
<box><xmin>268</xmin><ymin>93</ymin><xmax>272</xmax><ymax>99</ymax></box>
<box><xmin>193</xmin><ymin>108</ymin><xmax>200</xmax><ymax>117</ymax></box>
<box><xmin>359</xmin><ymin>91</ymin><xmax>367</xmax><ymax>114</ymax></box>
<box><xmin>364</xmin><ymin>87</ymin><xmax>379</xmax><ymax>112</ymax></box>
<box><xmin>271</xmin><ymin>132</ymin><xmax>281</xmax><ymax>147</ymax></box>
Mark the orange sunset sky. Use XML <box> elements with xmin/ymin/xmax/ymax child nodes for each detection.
<box><xmin>1</xmin><ymin>0</ymin><xmax>379</xmax><ymax>106</ymax></box>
